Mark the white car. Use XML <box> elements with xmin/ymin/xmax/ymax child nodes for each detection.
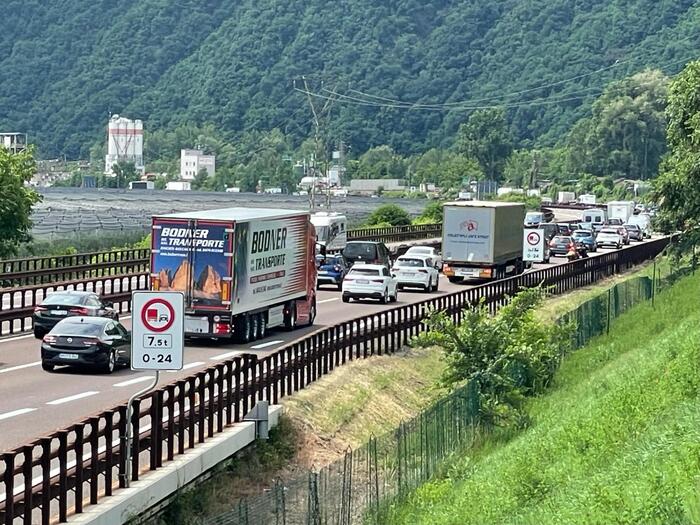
<box><xmin>392</xmin><ymin>255</ymin><xmax>439</xmax><ymax>292</ymax></box>
<box><xmin>596</xmin><ymin>228</ymin><xmax>623</xmax><ymax>249</ymax></box>
<box><xmin>403</xmin><ymin>246</ymin><xmax>443</xmax><ymax>271</ymax></box>
<box><xmin>342</xmin><ymin>264</ymin><xmax>398</xmax><ymax>304</ymax></box>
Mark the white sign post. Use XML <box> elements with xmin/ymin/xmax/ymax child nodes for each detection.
<box><xmin>523</xmin><ymin>229</ymin><xmax>545</xmax><ymax>263</ymax></box>
<box><xmin>124</xmin><ymin>291</ymin><xmax>185</xmax><ymax>486</ymax></box>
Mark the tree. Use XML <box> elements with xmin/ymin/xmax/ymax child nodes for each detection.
<box><xmin>365</xmin><ymin>204</ymin><xmax>411</xmax><ymax>227</ymax></box>
<box><xmin>654</xmin><ymin>61</ymin><xmax>700</xmax><ymax>239</ymax></box>
<box><xmin>191</xmin><ymin>168</ymin><xmax>210</xmax><ymax>190</ymax></box>
<box><xmin>413</xmin><ymin>201</ymin><xmax>443</xmax><ymax>224</ymax></box>
<box><xmin>0</xmin><ymin>147</ymin><xmax>42</xmax><ymax>257</ymax></box>
<box><xmin>456</xmin><ymin>108</ymin><xmax>513</xmax><ymax>182</ymax></box>
<box><xmin>111</xmin><ymin>162</ymin><xmax>139</xmax><ymax>189</ymax></box>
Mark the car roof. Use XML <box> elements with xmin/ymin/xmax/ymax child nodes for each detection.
<box><xmin>348</xmin><ymin>264</ymin><xmax>385</xmax><ymax>270</ymax></box>
<box><xmin>405</xmin><ymin>246</ymin><xmax>433</xmax><ymax>251</ymax></box>
<box><xmin>346</xmin><ymin>240</ymin><xmax>383</xmax><ymax>245</ymax></box>
<box><xmin>398</xmin><ymin>254</ymin><xmax>430</xmax><ymax>260</ymax></box>
<box><xmin>47</xmin><ymin>290</ymin><xmax>95</xmax><ymax>297</ymax></box>
<box><xmin>56</xmin><ymin>316</ymin><xmax>111</xmax><ymax>327</ymax></box>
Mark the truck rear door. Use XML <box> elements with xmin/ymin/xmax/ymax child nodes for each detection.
<box><xmin>151</xmin><ymin>218</ymin><xmax>234</xmax><ymax>311</ymax></box>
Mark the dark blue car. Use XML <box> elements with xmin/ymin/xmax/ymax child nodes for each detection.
<box><xmin>316</xmin><ymin>254</ymin><xmax>349</xmax><ymax>290</ymax></box>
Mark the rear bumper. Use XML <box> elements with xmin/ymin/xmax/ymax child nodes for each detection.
<box><xmin>317</xmin><ymin>274</ymin><xmax>342</xmax><ymax>285</ymax></box>
<box><xmin>343</xmin><ymin>291</ymin><xmax>384</xmax><ymax>299</ymax></box>
<box><xmin>41</xmin><ymin>347</ymin><xmax>109</xmax><ymax>367</ymax></box>
<box><xmin>395</xmin><ymin>275</ymin><xmax>430</xmax><ymax>288</ymax></box>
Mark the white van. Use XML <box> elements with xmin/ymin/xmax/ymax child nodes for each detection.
<box><xmin>582</xmin><ymin>209</ymin><xmax>606</xmax><ymax>232</ymax></box>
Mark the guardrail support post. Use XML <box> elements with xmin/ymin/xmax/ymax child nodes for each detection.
<box><xmin>124</xmin><ymin>371</ymin><xmax>159</xmax><ymax>488</ymax></box>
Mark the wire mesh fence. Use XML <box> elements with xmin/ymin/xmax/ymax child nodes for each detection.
<box><xmin>199</xmin><ymin>251</ymin><xmax>695</xmax><ymax>525</ymax></box>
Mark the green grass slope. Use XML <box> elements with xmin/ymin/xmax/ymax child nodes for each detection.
<box><xmin>387</xmin><ymin>272</ymin><xmax>700</xmax><ymax>525</ymax></box>
<box><xmin>2</xmin><ymin>0</ymin><xmax>700</xmax><ymax>157</ymax></box>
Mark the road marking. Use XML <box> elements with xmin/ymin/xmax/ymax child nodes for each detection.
<box><xmin>0</xmin><ymin>334</ymin><xmax>35</xmax><ymax>344</ymax></box>
<box><xmin>210</xmin><ymin>350</ymin><xmax>243</xmax><ymax>360</ymax></box>
<box><xmin>113</xmin><ymin>376</ymin><xmax>152</xmax><ymax>387</ymax></box>
<box><xmin>46</xmin><ymin>391</ymin><xmax>99</xmax><ymax>405</ymax></box>
<box><xmin>318</xmin><ymin>298</ymin><xmax>339</xmax><ymax>304</ymax></box>
<box><xmin>0</xmin><ymin>408</ymin><xmax>37</xmax><ymax>422</ymax></box>
<box><xmin>249</xmin><ymin>340</ymin><xmax>284</xmax><ymax>350</ymax></box>
<box><xmin>167</xmin><ymin>361</ymin><xmax>205</xmax><ymax>373</ymax></box>
<box><xmin>0</xmin><ymin>361</ymin><xmax>41</xmax><ymax>374</ymax></box>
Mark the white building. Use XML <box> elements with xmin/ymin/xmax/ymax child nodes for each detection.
<box><xmin>180</xmin><ymin>149</ymin><xmax>215</xmax><ymax>180</ymax></box>
<box><xmin>0</xmin><ymin>132</ymin><xmax>27</xmax><ymax>154</ymax></box>
<box><xmin>104</xmin><ymin>115</ymin><xmax>144</xmax><ymax>175</ymax></box>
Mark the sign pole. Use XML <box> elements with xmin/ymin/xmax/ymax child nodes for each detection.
<box><xmin>124</xmin><ymin>370</ymin><xmax>159</xmax><ymax>488</ymax></box>
<box><xmin>123</xmin><ymin>290</ymin><xmax>185</xmax><ymax>488</ymax></box>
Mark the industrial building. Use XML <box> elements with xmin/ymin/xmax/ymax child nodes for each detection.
<box><xmin>104</xmin><ymin>115</ymin><xmax>144</xmax><ymax>175</ymax></box>
<box><xmin>0</xmin><ymin>132</ymin><xmax>27</xmax><ymax>154</ymax></box>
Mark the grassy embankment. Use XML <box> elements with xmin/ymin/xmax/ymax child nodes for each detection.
<box><xmin>386</xmin><ymin>271</ymin><xmax>700</xmax><ymax>524</ymax></box>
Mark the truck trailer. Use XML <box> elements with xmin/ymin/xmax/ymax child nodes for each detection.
<box><xmin>442</xmin><ymin>201</ymin><xmax>525</xmax><ymax>282</ymax></box>
<box><xmin>149</xmin><ymin>208</ymin><xmax>317</xmax><ymax>342</ymax></box>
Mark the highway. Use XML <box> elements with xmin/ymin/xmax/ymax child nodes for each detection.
<box><xmin>0</xmin><ymin>244</ymin><xmax>652</xmax><ymax>451</ymax></box>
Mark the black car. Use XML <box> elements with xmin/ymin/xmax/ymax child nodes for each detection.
<box><xmin>33</xmin><ymin>291</ymin><xmax>118</xmax><ymax>338</ymax></box>
<box><xmin>316</xmin><ymin>254</ymin><xmax>349</xmax><ymax>290</ymax></box>
<box><xmin>555</xmin><ymin>223</ymin><xmax>573</xmax><ymax>236</ymax></box>
<box><xmin>342</xmin><ymin>241</ymin><xmax>392</xmax><ymax>269</ymax></box>
<box><xmin>548</xmin><ymin>235</ymin><xmax>576</xmax><ymax>256</ymax></box>
<box><xmin>41</xmin><ymin>317</ymin><xmax>131</xmax><ymax>373</ymax></box>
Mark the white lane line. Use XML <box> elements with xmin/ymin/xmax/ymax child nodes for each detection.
<box><xmin>113</xmin><ymin>376</ymin><xmax>152</xmax><ymax>387</ymax></box>
<box><xmin>249</xmin><ymin>340</ymin><xmax>285</xmax><ymax>350</ymax></box>
<box><xmin>318</xmin><ymin>298</ymin><xmax>339</xmax><ymax>304</ymax></box>
<box><xmin>167</xmin><ymin>361</ymin><xmax>205</xmax><ymax>373</ymax></box>
<box><xmin>0</xmin><ymin>408</ymin><xmax>37</xmax><ymax>422</ymax></box>
<box><xmin>0</xmin><ymin>361</ymin><xmax>41</xmax><ymax>374</ymax></box>
<box><xmin>0</xmin><ymin>334</ymin><xmax>34</xmax><ymax>343</ymax></box>
<box><xmin>210</xmin><ymin>350</ymin><xmax>243</xmax><ymax>360</ymax></box>
<box><xmin>46</xmin><ymin>391</ymin><xmax>99</xmax><ymax>405</ymax></box>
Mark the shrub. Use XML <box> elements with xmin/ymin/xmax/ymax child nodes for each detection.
<box><xmin>365</xmin><ymin>204</ymin><xmax>412</xmax><ymax>227</ymax></box>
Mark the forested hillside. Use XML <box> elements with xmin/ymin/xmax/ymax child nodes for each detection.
<box><xmin>1</xmin><ymin>0</ymin><xmax>699</xmax><ymax>159</ymax></box>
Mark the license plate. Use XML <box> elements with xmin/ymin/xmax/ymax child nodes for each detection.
<box><xmin>58</xmin><ymin>353</ymin><xmax>79</xmax><ymax>360</ymax></box>
<box><xmin>357</xmin><ymin>279</ymin><xmax>369</xmax><ymax>284</ymax></box>
<box><xmin>401</xmin><ymin>272</ymin><xmax>416</xmax><ymax>276</ymax></box>
<box><xmin>185</xmin><ymin>316</ymin><xmax>209</xmax><ymax>334</ymax></box>
<box><xmin>51</xmin><ymin>310</ymin><xmax>68</xmax><ymax>316</ymax></box>
<box><xmin>456</xmin><ymin>269</ymin><xmax>479</xmax><ymax>277</ymax></box>
<box><xmin>318</xmin><ymin>271</ymin><xmax>328</xmax><ymax>275</ymax></box>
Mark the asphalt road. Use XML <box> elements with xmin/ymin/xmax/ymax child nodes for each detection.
<box><xmin>1</xmin><ymin>240</ymin><xmax>659</xmax><ymax>451</ymax></box>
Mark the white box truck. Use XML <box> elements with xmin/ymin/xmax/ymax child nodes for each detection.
<box><xmin>442</xmin><ymin>201</ymin><xmax>525</xmax><ymax>282</ymax></box>
<box><xmin>607</xmin><ymin>201</ymin><xmax>635</xmax><ymax>224</ymax></box>
<box><xmin>579</xmin><ymin>194</ymin><xmax>597</xmax><ymax>205</ymax></box>
<box><xmin>558</xmin><ymin>191</ymin><xmax>576</xmax><ymax>204</ymax></box>
<box><xmin>149</xmin><ymin>208</ymin><xmax>317</xmax><ymax>343</ymax></box>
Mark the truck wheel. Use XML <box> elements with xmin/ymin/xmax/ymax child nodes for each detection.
<box><xmin>284</xmin><ymin>302</ymin><xmax>297</xmax><ymax>330</ymax></box>
<box><xmin>249</xmin><ymin>314</ymin><xmax>259</xmax><ymax>341</ymax></box>
<box><xmin>257</xmin><ymin>313</ymin><xmax>267</xmax><ymax>339</ymax></box>
<box><xmin>234</xmin><ymin>316</ymin><xmax>251</xmax><ymax>344</ymax></box>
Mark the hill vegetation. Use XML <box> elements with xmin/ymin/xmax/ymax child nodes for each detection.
<box><xmin>2</xmin><ymin>0</ymin><xmax>699</xmax><ymax>168</ymax></box>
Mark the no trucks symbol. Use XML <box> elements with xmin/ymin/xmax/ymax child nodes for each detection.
<box><xmin>140</xmin><ymin>298</ymin><xmax>175</xmax><ymax>333</ymax></box>
<box><xmin>527</xmin><ymin>231</ymin><xmax>541</xmax><ymax>246</ymax></box>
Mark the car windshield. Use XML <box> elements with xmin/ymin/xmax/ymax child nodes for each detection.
<box><xmin>349</xmin><ymin>268</ymin><xmax>380</xmax><ymax>276</ymax></box>
<box><xmin>552</xmin><ymin>236</ymin><xmax>571</xmax><ymax>243</ymax></box>
<box><xmin>407</xmin><ymin>247</ymin><xmax>430</xmax><ymax>254</ymax></box>
<box><xmin>395</xmin><ymin>258</ymin><xmax>424</xmax><ymax>267</ymax></box>
<box><xmin>624</xmin><ymin>225</ymin><xmax>639</xmax><ymax>230</ymax></box>
<box><xmin>326</xmin><ymin>256</ymin><xmax>344</xmax><ymax>265</ymax></box>
<box><xmin>572</xmin><ymin>231</ymin><xmax>591</xmax><ymax>238</ymax></box>
<box><xmin>52</xmin><ymin>321</ymin><xmax>104</xmax><ymax>336</ymax></box>
<box><xmin>41</xmin><ymin>294</ymin><xmax>85</xmax><ymax>306</ymax></box>
<box><xmin>600</xmin><ymin>229</ymin><xmax>618</xmax><ymax>235</ymax></box>
<box><xmin>344</xmin><ymin>243</ymin><xmax>377</xmax><ymax>258</ymax></box>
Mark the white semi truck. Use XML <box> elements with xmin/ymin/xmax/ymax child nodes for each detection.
<box><xmin>149</xmin><ymin>208</ymin><xmax>318</xmax><ymax>343</ymax></box>
<box><xmin>442</xmin><ymin>201</ymin><xmax>525</xmax><ymax>282</ymax></box>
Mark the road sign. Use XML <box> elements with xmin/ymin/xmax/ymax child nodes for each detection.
<box><xmin>131</xmin><ymin>291</ymin><xmax>184</xmax><ymax>371</ymax></box>
<box><xmin>523</xmin><ymin>229</ymin><xmax>545</xmax><ymax>262</ymax></box>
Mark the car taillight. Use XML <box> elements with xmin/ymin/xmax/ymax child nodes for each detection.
<box><xmin>42</xmin><ymin>335</ymin><xmax>57</xmax><ymax>344</ymax></box>
<box><xmin>82</xmin><ymin>338</ymin><xmax>100</xmax><ymax>346</ymax></box>
<box><xmin>371</xmin><ymin>279</ymin><xmax>384</xmax><ymax>283</ymax></box>
<box><xmin>568</xmin><ymin>243</ymin><xmax>575</xmax><ymax>250</ymax></box>
<box><xmin>69</xmin><ymin>307</ymin><xmax>89</xmax><ymax>315</ymax></box>
<box><xmin>418</xmin><ymin>269</ymin><xmax>428</xmax><ymax>274</ymax></box>
<box><xmin>34</xmin><ymin>306</ymin><xmax>47</xmax><ymax>313</ymax></box>
<box><xmin>549</xmin><ymin>241</ymin><xmax>556</xmax><ymax>247</ymax></box>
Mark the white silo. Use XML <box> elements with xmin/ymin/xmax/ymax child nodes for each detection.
<box><xmin>104</xmin><ymin>114</ymin><xmax>145</xmax><ymax>175</ymax></box>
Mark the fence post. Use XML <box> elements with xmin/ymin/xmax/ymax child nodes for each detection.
<box><xmin>307</xmin><ymin>471</ymin><xmax>320</xmax><ymax>525</ymax></box>
<box><xmin>606</xmin><ymin>288</ymin><xmax>612</xmax><ymax>335</ymax></box>
<box><xmin>651</xmin><ymin>259</ymin><xmax>656</xmax><ymax>308</ymax></box>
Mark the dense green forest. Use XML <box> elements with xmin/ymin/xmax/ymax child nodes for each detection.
<box><xmin>1</xmin><ymin>0</ymin><xmax>699</xmax><ymax>162</ymax></box>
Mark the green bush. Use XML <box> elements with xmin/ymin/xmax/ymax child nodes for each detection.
<box><xmin>413</xmin><ymin>287</ymin><xmax>573</xmax><ymax>426</ymax></box>
<box><xmin>364</xmin><ymin>204</ymin><xmax>412</xmax><ymax>227</ymax></box>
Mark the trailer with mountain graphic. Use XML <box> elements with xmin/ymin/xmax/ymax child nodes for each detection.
<box><xmin>150</xmin><ymin>208</ymin><xmax>317</xmax><ymax>342</ymax></box>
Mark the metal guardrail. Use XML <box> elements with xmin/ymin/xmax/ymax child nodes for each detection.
<box><xmin>0</xmin><ymin>235</ymin><xmax>673</xmax><ymax>524</ymax></box>
<box><xmin>0</xmin><ymin>225</ymin><xmax>442</xmax><ymax>288</ymax></box>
